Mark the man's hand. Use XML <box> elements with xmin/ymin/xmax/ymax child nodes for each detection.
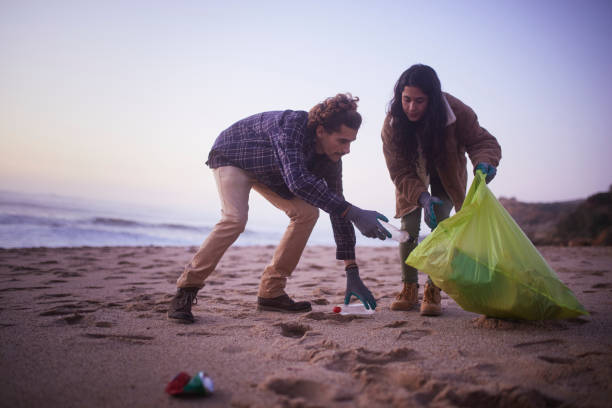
<box><xmin>344</xmin><ymin>205</ymin><xmax>391</xmax><ymax>240</ymax></box>
<box><xmin>475</xmin><ymin>162</ymin><xmax>497</xmax><ymax>184</ymax></box>
<box><xmin>344</xmin><ymin>264</ymin><xmax>377</xmax><ymax>310</ymax></box>
<box><xmin>418</xmin><ymin>192</ymin><xmax>443</xmax><ymax>230</ymax></box>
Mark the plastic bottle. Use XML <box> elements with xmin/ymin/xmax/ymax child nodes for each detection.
<box><xmin>379</xmin><ymin>220</ymin><xmax>410</xmax><ymax>243</ymax></box>
<box><xmin>333</xmin><ymin>303</ymin><xmax>375</xmax><ymax>316</ymax></box>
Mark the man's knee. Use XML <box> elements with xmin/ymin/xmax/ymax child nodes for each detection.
<box><xmin>293</xmin><ymin>204</ymin><xmax>319</xmax><ymax>225</ymax></box>
<box><xmin>219</xmin><ymin>214</ymin><xmax>248</xmax><ymax>234</ymax></box>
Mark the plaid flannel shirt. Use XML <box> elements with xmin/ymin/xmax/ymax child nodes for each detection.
<box><xmin>206</xmin><ymin>110</ymin><xmax>356</xmax><ymax>260</ymax></box>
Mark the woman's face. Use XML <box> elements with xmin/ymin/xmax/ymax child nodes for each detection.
<box><xmin>315</xmin><ymin>124</ymin><xmax>357</xmax><ymax>162</ymax></box>
<box><xmin>401</xmin><ymin>86</ymin><xmax>428</xmax><ymax>122</ymax></box>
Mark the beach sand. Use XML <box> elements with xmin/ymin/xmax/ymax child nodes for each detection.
<box><xmin>1</xmin><ymin>245</ymin><xmax>611</xmax><ymax>407</ymax></box>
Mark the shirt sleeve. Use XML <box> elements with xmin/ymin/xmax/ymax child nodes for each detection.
<box><xmin>324</xmin><ymin>159</ymin><xmax>356</xmax><ymax>260</ymax></box>
<box><xmin>270</xmin><ymin>113</ymin><xmax>350</xmax><ymax>216</ymax></box>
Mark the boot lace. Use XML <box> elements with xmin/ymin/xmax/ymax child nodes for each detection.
<box><xmin>179</xmin><ymin>289</ymin><xmax>198</xmax><ymax>308</ymax></box>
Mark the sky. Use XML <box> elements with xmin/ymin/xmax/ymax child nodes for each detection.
<box><xmin>1</xmin><ymin>0</ymin><xmax>611</xmax><ymax>232</ymax></box>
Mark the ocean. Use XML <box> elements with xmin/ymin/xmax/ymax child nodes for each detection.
<box><xmin>0</xmin><ymin>190</ymin><xmax>400</xmax><ymax>249</ymax></box>
<box><xmin>0</xmin><ymin>190</ymin><xmax>282</xmax><ymax>248</ymax></box>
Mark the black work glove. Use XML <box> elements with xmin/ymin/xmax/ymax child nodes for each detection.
<box><xmin>344</xmin><ymin>205</ymin><xmax>391</xmax><ymax>240</ymax></box>
<box><xmin>344</xmin><ymin>264</ymin><xmax>377</xmax><ymax>310</ymax></box>
<box><xmin>418</xmin><ymin>191</ymin><xmax>443</xmax><ymax>230</ymax></box>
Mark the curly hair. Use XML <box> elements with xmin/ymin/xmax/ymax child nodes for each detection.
<box><xmin>307</xmin><ymin>93</ymin><xmax>362</xmax><ymax>133</ymax></box>
<box><xmin>388</xmin><ymin>64</ymin><xmax>447</xmax><ymax>175</ymax></box>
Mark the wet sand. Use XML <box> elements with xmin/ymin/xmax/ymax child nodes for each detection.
<box><xmin>0</xmin><ymin>245</ymin><xmax>611</xmax><ymax>407</ymax></box>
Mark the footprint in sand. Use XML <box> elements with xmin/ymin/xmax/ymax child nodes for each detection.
<box><xmin>124</xmin><ymin>293</ymin><xmax>170</xmax><ymax>313</ymax></box>
<box><xmin>176</xmin><ymin>331</ymin><xmax>217</xmax><ymax>337</ymax></box>
<box><xmin>396</xmin><ymin>329</ymin><xmax>432</xmax><ymax>341</ymax></box>
<box><xmin>36</xmin><ymin>293</ymin><xmax>72</xmax><ymax>299</ymax></box>
<box><xmin>513</xmin><ymin>338</ymin><xmax>564</xmax><ymax>348</ymax></box>
<box><xmin>55</xmin><ymin>271</ymin><xmax>82</xmax><ymax>278</ymax></box>
<box><xmin>259</xmin><ymin>376</ymin><xmax>352</xmax><ymax>404</ymax></box>
<box><xmin>83</xmin><ymin>333</ymin><xmax>154</xmax><ymax>344</ymax></box>
<box><xmin>538</xmin><ymin>355</ymin><xmax>575</xmax><ymax>364</ymax></box>
<box><xmin>382</xmin><ymin>321</ymin><xmax>407</xmax><ymax>328</ymax></box>
<box><xmin>1</xmin><ymin>286</ymin><xmax>52</xmax><ymax>292</ymax></box>
<box><xmin>587</xmin><ymin>271</ymin><xmax>606</xmax><ymax>276</ymax></box>
<box><xmin>275</xmin><ymin>322</ymin><xmax>312</xmax><ymax>338</ymax></box>
<box><xmin>40</xmin><ymin>302</ymin><xmax>98</xmax><ymax>316</ymax></box>
<box><xmin>314</xmin><ymin>347</ymin><xmax>418</xmax><ymax>372</ymax></box>
<box><xmin>57</xmin><ymin>313</ymin><xmax>84</xmax><ymax>325</ymax></box>
<box><xmin>38</xmin><ymin>260</ymin><xmax>59</xmax><ymax>265</ymax></box>
<box><xmin>576</xmin><ymin>351</ymin><xmax>606</xmax><ymax>358</ymax></box>
<box><xmin>306</xmin><ymin>264</ymin><xmax>325</xmax><ymax>270</ymax></box>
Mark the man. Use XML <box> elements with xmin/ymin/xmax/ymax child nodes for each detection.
<box><xmin>168</xmin><ymin>93</ymin><xmax>390</xmax><ymax>323</ymax></box>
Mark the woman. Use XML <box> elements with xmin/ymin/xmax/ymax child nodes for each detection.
<box><xmin>382</xmin><ymin>64</ymin><xmax>502</xmax><ymax>316</ymax></box>
<box><xmin>168</xmin><ymin>93</ymin><xmax>389</xmax><ymax>323</ymax></box>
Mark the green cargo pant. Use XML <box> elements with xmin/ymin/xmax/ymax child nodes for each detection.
<box><xmin>400</xmin><ymin>174</ymin><xmax>454</xmax><ymax>283</ymax></box>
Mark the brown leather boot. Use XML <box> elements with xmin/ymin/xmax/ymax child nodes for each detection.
<box><xmin>257</xmin><ymin>294</ymin><xmax>312</xmax><ymax>313</ymax></box>
<box><xmin>167</xmin><ymin>287</ymin><xmax>199</xmax><ymax>323</ymax></box>
<box><xmin>390</xmin><ymin>282</ymin><xmax>419</xmax><ymax>311</ymax></box>
<box><xmin>420</xmin><ymin>282</ymin><xmax>442</xmax><ymax>316</ymax></box>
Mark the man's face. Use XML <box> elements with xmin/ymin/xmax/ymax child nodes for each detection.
<box><xmin>402</xmin><ymin>86</ymin><xmax>429</xmax><ymax>122</ymax></box>
<box><xmin>315</xmin><ymin>124</ymin><xmax>358</xmax><ymax>162</ymax></box>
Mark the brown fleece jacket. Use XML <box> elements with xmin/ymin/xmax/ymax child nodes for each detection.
<box><xmin>382</xmin><ymin>92</ymin><xmax>502</xmax><ymax>218</ymax></box>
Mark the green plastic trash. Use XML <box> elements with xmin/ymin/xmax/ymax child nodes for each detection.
<box><xmin>406</xmin><ymin>170</ymin><xmax>588</xmax><ymax>320</ymax></box>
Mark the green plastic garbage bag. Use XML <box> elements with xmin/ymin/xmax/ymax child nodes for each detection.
<box><xmin>406</xmin><ymin>170</ymin><xmax>588</xmax><ymax>320</ymax></box>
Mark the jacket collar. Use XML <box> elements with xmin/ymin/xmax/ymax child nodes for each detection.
<box><xmin>443</xmin><ymin>94</ymin><xmax>457</xmax><ymax>126</ymax></box>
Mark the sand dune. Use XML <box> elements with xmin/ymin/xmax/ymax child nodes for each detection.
<box><xmin>0</xmin><ymin>245</ymin><xmax>611</xmax><ymax>407</ymax></box>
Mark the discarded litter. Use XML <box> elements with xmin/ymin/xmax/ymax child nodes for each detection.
<box><xmin>334</xmin><ymin>303</ymin><xmax>375</xmax><ymax>316</ymax></box>
<box><xmin>165</xmin><ymin>371</ymin><xmax>214</xmax><ymax>397</ymax></box>
<box><xmin>379</xmin><ymin>220</ymin><xmax>410</xmax><ymax>243</ymax></box>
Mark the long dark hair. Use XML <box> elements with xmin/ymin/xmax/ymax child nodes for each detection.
<box><xmin>388</xmin><ymin>64</ymin><xmax>447</xmax><ymax>173</ymax></box>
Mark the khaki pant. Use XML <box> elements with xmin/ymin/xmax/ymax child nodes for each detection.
<box><xmin>176</xmin><ymin>166</ymin><xmax>319</xmax><ymax>298</ymax></box>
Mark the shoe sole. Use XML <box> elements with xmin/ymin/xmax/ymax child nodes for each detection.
<box><xmin>420</xmin><ymin>309</ymin><xmax>442</xmax><ymax>316</ymax></box>
<box><xmin>257</xmin><ymin>305</ymin><xmax>312</xmax><ymax>313</ymax></box>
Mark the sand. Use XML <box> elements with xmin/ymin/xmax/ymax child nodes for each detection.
<box><xmin>0</xmin><ymin>245</ymin><xmax>611</xmax><ymax>407</ymax></box>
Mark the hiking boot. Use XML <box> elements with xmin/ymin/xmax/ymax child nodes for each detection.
<box><xmin>257</xmin><ymin>294</ymin><xmax>312</xmax><ymax>313</ymax></box>
<box><xmin>420</xmin><ymin>282</ymin><xmax>442</xmax><ymax>316</ymax></box>
<box><xmin>390</xmin><ymin>282</ymin><xmax>419</xmax><ymax>311</ymax></box>
<box><xmin>167</xmin><ymin>287</ymin><xmax>199</xmax><ymax>323</ymax></box>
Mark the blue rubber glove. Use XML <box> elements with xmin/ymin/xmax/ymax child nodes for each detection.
<box><xmin>345</xmin><ymin>205</ymin><xmax>391</xmax><ymax>240</ymax></box>
<box><xmin>475</xmin><ymin>162</ymin><xmax>497</xmax><ymax>184</ymax></box>
<box><xmin>418</xmin><ymin>192</ymin><xmax>443</xmax><ymax>230</ymax></box>
<box><xmin>344</xmin><ymin>264</ymin><xmax>376</xmax><ymax>310</ymax></box>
